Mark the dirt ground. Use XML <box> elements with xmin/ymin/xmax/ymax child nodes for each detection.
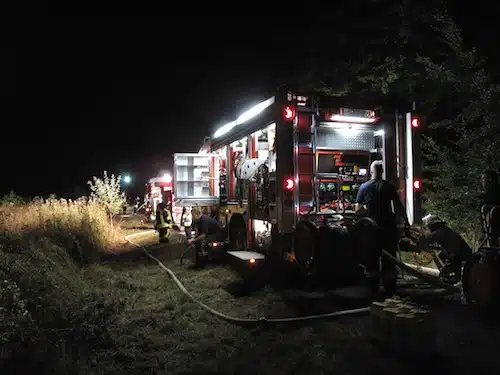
<box><xmin>96</xmin><ymin>216</ymin><xmax>500</xmax><ymax>374</ymax></box>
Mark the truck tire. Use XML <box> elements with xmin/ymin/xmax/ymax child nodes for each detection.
<box><xmin>228</xmin><ymin>213</ymin><xmax>247</xmax><ymax>250</ymax></box>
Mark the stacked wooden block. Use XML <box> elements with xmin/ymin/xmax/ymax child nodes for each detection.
<box><xmin>370</xmin><ymin>296</ymin><xmax>436</xmax><ymax>356</ymax></box>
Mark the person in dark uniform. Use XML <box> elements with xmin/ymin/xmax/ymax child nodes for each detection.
<box><xmin>187</xmin><ymin>207</ymin><xmax>224</xmax><ymax>246</ymax></box>
<box><xmin>480</xmin><ymin>169</ymin><xmax>500</xmax><ymax>206</ymax></box>
<box><xmin>187</xmin><ymin>207</ymin><xmax>224</xmax><ymax>265</ymax></box>
<box><xmin>354</xmin><ymin>160</ymin><xmax>410</xmax><ymax>295</ymax></box>
<box><xmin>480</xmin><ymin>169</ymin><xmax>500</xmax><ymax>247</ymax></box>
<box><xmin>419</xmin><ymin>214</ymin><xmax>472</xmax><ymax>283</ymax></box>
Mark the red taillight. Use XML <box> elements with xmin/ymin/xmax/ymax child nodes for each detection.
<box><xmin>283</xmin><ymin>105</ymin><xmax>296</xmax><ymax>120</ymax></box>
<box><xmin>411</xmin><ymin>117</ymin><xmax>420</xmax><ymax>128</ymax></box>
<box><xmin>284</xmin><ymin>178</ymin><xmax>295</xmax><ymax>190</ymax></box>
<box><xmin>413</xmin><ymin>179</ymin><xmax>421</xmax><ymax>191</ymax></box>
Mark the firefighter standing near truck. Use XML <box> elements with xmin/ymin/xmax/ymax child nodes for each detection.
<box><xmin>155</xmin><ymin>197</ymin><xmax>174</xmax><ymax>243</ymax></box>
<box><xmin>355</xmin><ymin>160</ymin><xmax>410</xmax><ymax>295</ymax></box>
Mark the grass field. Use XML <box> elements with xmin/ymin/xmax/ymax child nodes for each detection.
<box><xmin>1</xmin><ymin>198</ymin><xmax>499</xmax><ymax>374</ymax></box>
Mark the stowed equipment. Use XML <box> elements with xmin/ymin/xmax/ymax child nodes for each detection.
<box><xmin>293</xmin><ymin>212</ymin><xmax>400</xmax><ymax>292</ymax></box>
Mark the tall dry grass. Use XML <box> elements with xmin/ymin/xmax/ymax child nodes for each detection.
<box><xmin>0</xmin><ymin>196</ymin><xmax>125</xmax><ymax>372</ymax></box>
<box><xmin>0</xmin><ymin>196</ymin><xmax>124</xmax><ymax>261</ymax></box>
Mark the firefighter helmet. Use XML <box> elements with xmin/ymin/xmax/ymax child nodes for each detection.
<box><xmin>422</xmin><ymin>214</ymin><xmax>444</xmax><ymax>227</ymax></box>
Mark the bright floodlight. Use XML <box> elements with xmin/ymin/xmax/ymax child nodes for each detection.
<box><xmin>163</xmin><ymin>173</ymin><xmax>172</xmax><ymax>183</ymax></box>
<box><xmin>213</xmin><ymin>96</ymin><xmax>275</xmax><ymax>139</ymax></box>
<box><xmin>123</xmin><ymin>175</ymin><xmax>132</xmax><ymax>184</ymax></box>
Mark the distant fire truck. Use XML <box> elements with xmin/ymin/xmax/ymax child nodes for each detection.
<box><xmin>144</xmin><ymin>173</ymin><xmax>183</xmax><ymax>223</ymax></box>
<box><xmin>172</xmin><ymin>88</ymin><xmax>426</xmax><ymax>286</ymax></box>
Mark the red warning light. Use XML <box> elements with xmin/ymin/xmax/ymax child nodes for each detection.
<box><xmin>413</xmin><ymin>179</ymin><xmax>421</xmax><ymax>191</ymax></box>
<box><xmin>284</xmin><ymin>178</ymin><xmax>295</xmax><ymax>190</ymax></box>
<box><xmin>283</xmin><ymin>105</ymin><xmax>296</xmax><ymax>120</ymax></box>
<box><xmin>411</xmin><ymin>117</ymin><xmax>420</xmax><ymax>128</ymax></box>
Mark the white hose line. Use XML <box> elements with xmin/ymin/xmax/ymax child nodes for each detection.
<box><xmin>124</xmin><ymin>231</ymin><xmax>370</xmax><ymax>325</ymax></box>
<box><xmin>382</xmin><ymin>250</ymin><xmax>460</xmax><ymax>293</ymax></box>
<box><xmin>403</xmin><ymin>263</ymin><xmax>440</xmax><ymax>277</ymax></box>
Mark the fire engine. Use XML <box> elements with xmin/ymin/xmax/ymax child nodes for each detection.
<box><xmin>172</xmin><ymin>88</ymin><xmax>427</xmax><ymax>287</ymax></box>
<box><xmin>144</xmin><ymin>173</ymin><xmax>183</xmax><ymax>223</ymax></box>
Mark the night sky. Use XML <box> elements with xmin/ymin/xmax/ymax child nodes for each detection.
<box><xmin>3</xmin><ymin>11</ymin><xmax>499</xmax><ymax>198</ymax></box>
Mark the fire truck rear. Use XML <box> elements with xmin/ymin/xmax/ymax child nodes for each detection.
<box><xmin>144</xmin><ymin>174</ymin><xmax>176</xmax><ymax>222</ymax></box>
<box><xmin>172</xmin><ymin>89</ymin><xmax>424</xmax><ymax>287</ymax></box>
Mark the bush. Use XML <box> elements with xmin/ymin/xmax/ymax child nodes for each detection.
<box><xmin>0</xmin><ymin>190</ymin><xmax>24</xmax><ymax>205</ymax></box>
<box><xmin>88</xmin><ymin>171</ymin><xmax>126</xmax><ymax>227</ymax></box>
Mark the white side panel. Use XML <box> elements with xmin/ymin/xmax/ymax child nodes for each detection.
<box><xmin>405</xmin><ymin>112</ymin><xmax>414</xmax><ymax>225</ymax></box>
<box><xmin>173</xmin><ymin>153</ymin><xmax>219</xmax><ymax>200</ymax></box>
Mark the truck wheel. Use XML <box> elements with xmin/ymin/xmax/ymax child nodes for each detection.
<box><xmin>462</xmin><ymin>251</ymin><xmax>499</xmax><ymax>310</ymax></box>
<box><xmin>228</xmin><ymin>213</ymin><xmax>247</xmax><ymax>250</ymax></box>
<box><xmin>355</xmin><ymin>216</ymin><xmax>378</xmax><ymax>228</ymax></box>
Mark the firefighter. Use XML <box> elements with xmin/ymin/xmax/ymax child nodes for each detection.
<box><xmin>180</xmin><ymin>206</ymin><xmax>192</xmax><ymax>239</ymax></box>
<box><xmin>187</xmin><ymin>207</ymin><xmax>224</xmax><ymax>265</ymax></box>
<box><xmin>354</xmin><ymin>160</ymin><xmax>410</xmax><ymax>295</ymax></box>
<box><xmin>155</xmin><ymin>198</ymin><xmax>173</xmax><ymax>243</ymax></box>
<box><xmin>480</xmin><ymin>169</ymin><xmax>500</xmax><ymax>247</ymax></box>
<box><xmin>418</xmin><ymin>214</ymin><xmax>472</xmax><ymax>283</ymax></box>
<box><xmin>480</xmin><ymin>169</ymin><xmax>500</xmax><ymax>207</ymax></box>
<box><xmin>134</xmin><ymin>196</ymin><xmax>140</xmax><ymax>213</ymax></box>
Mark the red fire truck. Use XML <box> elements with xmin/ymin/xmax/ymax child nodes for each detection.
<box><xmin>171</xmin><ymin>88</ymin><xmax>500</xmax><ymax>308</ymax></box>
<box><xmin>144</xmin><ymin>174</ymin><xmax>182</xmax><ymax>222</ymax></box>
<box><xmin>172</xmin><ymin>88</ymin><xmax>426</xmax><ymax>286</ymax></box>
<box><xmin>174</xmin><ymin>91</ymin><xmax>422</xmax><ymax>280</ymax></box>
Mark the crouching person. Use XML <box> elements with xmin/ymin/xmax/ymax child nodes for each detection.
<box><xmin>418</xmin><ymin>214</ymin><xmax>472</xmax><ymax>283</ymax></box>
<box><xmin>187</xmin><ymin>207</ymin><xmax>225</xmax><ymax>266</ymax></box>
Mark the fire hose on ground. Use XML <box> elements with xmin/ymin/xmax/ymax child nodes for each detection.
<box><xmin>124</xmin><ymin>231</ymin><xmax>461</xmax><ymax>326</ymax></box>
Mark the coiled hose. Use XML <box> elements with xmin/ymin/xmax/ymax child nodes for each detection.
<box><xmin>125</xmin><ymin>231</ymin><xmax>459</xmax><ymax>326</ymax></box>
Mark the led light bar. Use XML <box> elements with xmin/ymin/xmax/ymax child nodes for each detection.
<box><xmin>329</xmin><ymin>115</ymin><xmax>377</xmax><ymax>123</ymax></box>
<box><xmin>213</xmin><ymin>96</ymin><xmax>275</xmax><ymax>138</ymax></box>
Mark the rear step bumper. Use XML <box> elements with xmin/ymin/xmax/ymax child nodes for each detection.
<box><xmin>226</xmin><ymin>250</ymin><xmax>265</xmax><ymax>261</ymax></box>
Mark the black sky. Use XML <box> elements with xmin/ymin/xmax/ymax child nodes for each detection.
<box><xmin>4</xmin><ymin>17</ymin><xmax>295</xmax><ymax>197</ymax></box>
<box><xmin>3</xmin><ymin>11</ymin><xmax>499</xmax><ymax>198</ymax></box>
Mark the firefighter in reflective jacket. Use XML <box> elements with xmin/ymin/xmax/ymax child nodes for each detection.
<box><xmin>155</xmin><ymin>200</ymin><xmax>173</xmax><ymax>243</ymax></box>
